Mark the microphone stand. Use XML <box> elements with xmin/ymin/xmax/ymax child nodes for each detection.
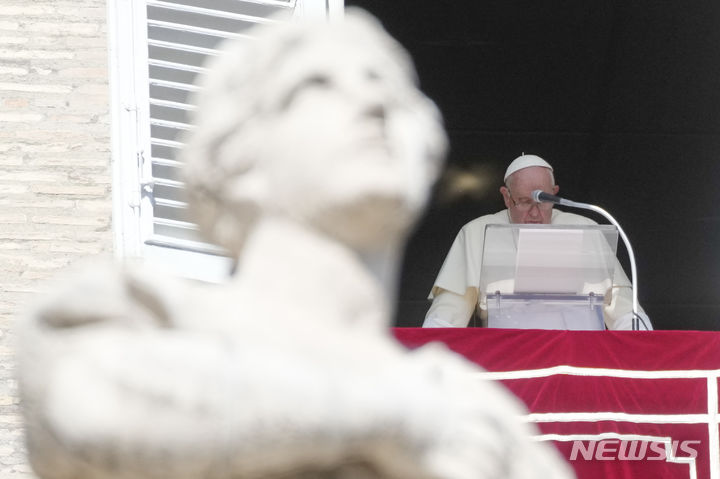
<box><xmin>550</xmin><ymin>197</ymin><xmax>642</xmax><ymax>330</ymax></box>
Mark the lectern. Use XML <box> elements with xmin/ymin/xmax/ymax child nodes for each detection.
<box><xmin>479</xmin><ymin>224</ymin><xmax>619</xmax><ymax>330</ymax></box>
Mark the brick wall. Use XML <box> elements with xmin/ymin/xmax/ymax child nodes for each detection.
<box><xmin>0</xmin><ymin>1</ymin><xmax>111</xmax><ymax>476</ymax></box>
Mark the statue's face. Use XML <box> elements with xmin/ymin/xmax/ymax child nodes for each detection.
<box><xmin>258</xmin><ymin>32</ymin><xmax>446</xmax><ymax>247</ymax></box>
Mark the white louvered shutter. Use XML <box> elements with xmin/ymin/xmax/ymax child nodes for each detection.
<box><xmin>110</xmin><ymin>0</ymin><xmax>342</xmax><ymax>282</ymax></box>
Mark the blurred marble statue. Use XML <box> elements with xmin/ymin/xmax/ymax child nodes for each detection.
<box><xmin>19</xmin><ymin>9</ymin><xmax>574</xmax><ymax>479</ymax></box>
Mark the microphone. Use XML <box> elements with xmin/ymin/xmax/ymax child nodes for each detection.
<box><xmin>530</xmin><ymin>190</ymin><xmax>649</xmax><ymax>330</ymax></box>
<box><xmin>531</xmin><ymin>190</ymin><xmax>563</xmax><ymax>205</ymax></box>
<box><xmin>531</xmin><ymin>190</ymin><xmax>585</xmax><ymax>208</ymax></box>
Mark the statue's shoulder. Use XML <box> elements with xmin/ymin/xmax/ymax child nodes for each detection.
<box><xmin>24</xmin><ymin>259</ymin><xmax>193</xmax><ymax>332</ymax></box>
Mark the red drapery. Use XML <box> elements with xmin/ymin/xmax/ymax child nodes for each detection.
<box><xmin>393</xmin><ymin>328</ymin><xmax>720</xmax><ymax>479</ymax></box>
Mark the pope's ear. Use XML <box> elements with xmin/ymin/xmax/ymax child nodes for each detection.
<box><xmin>553</xmin><ymin>185</ymin><xmax>559</xmax><ymax>195</ymax></box>
<box><xmin>500</xmin><ymin>186</ymin><xmax>512</xmax><ymax>209</ymax></box>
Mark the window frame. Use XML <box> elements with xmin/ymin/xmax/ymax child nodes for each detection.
<box><xmin>108</xmin><ymin>0</ymin><xmax>344</xmax><ymax>282</ymax></box>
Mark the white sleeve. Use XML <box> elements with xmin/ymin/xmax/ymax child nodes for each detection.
<box><xmin>429</xmin><ymin>221</ymin><xmax>486</xmax><ymax>299</ymax></box>
<box><xmin>603</xmin><ymin>273</ymin><xmax>654</xmax><ymax>330</ymax></box>
<box><xmin>423</xmin><ymin>288</ymin><xmax>478</xmax><ymax>328</ymax></box>
<box><xmin>611</xmin><ymin>309</ymin><xmax>653</xmax><ymax>330</ymax></box>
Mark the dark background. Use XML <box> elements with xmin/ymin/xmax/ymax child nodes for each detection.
<box><xmin>346</xmin><ymin>0</ymin><xmax>720</xmax><ymax>330</ymax></box>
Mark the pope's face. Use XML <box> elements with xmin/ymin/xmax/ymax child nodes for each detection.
<box><xmin>257</xmin><ymin>32</ymin><xmax>445</xmax><ymax>246</ymax></box>
<box><xmin>500</xmin><ymin>167</ymin><xmax>559</xmax><ymax>224</ymax></box>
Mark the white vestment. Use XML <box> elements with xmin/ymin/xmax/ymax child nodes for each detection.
<box><xmin>425</xmin><ymin>209</ymin><xmax>652</xmax><ymax>330</ymax></box>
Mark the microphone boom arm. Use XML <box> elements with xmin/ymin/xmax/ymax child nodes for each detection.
<box><xmin>550</xmin><ymin>197</ymin><xmax>641</xmax><ymax>330</ymax></box>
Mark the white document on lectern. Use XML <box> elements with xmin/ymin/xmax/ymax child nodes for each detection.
<box><xmin>513</xmin><ymin>228</ymin><xmax>584</xmax><ymax>294</ymax></box>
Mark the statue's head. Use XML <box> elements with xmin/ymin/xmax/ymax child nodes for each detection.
<box><xmin>182</xmin><ymin>9</ymin><xmax>447</xmax><ymax>256</ymax></box>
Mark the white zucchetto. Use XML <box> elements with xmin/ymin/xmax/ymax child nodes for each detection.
<box><xmin>503</xmin><ymin>154</ymin><xmax>553</xmax><ymax>182</ymax></box>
